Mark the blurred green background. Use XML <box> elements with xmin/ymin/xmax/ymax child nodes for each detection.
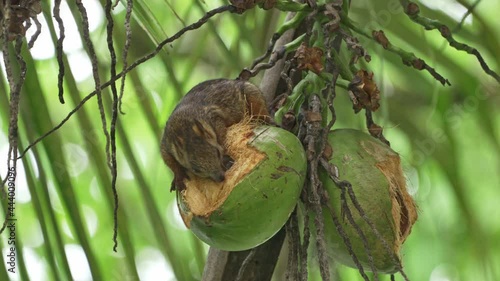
<box><xmin>0</xmin><ymin>0</ymin><xmax>499</xmax><ymax>280</ymax></box>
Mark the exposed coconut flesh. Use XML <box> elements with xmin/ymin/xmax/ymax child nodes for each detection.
<box><xmin>180</xmin><ymin>122</ymin><xmax>266</xmax><ymax>220</ymax></box>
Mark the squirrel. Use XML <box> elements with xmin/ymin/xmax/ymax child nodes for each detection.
<box><xmin>161</xmin><ymin>79</ymin><xmax>271</xmax><ymax>191</ymax></box>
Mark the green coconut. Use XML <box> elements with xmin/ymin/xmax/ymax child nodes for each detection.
<box><xmin>320</xmin><ymin>129</ymin><xmax>417</xmax><ymax>273</ymax></box>
<box><xmin>177</xmin><ymin>123</ymin><xmax>306</xmax><ymax>251</ymax></box>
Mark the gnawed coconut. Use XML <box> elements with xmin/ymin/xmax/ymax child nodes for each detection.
<box><xmin>320</xmin><ymin>129</ymin><xmax>417</xmax><ymax>273</ymax></box>
<box><xmin>177</xmin><ymin>123</ymin><xmax>306</xmax><ymax>251</ymax></box>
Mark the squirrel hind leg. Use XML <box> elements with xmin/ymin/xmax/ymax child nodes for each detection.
<box><xmin>241</xmin><ymin>82</ymin><xmax>275</xmax><ymax>124</ymax></box>
<box><xmin>245</xmin><ymin>93</ymin><xmax>273</xmax><ymax>122</ymax></box>
<box><xmin>171</xmin><ymin>175</ymin><xmax>187</xmax><ymax>191</ymax></box>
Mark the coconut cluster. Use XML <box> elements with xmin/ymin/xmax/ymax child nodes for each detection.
<box><xmin>175</xmin><ymin>125</ymin><xmax>417</xmax><ymax>271</ymax></box>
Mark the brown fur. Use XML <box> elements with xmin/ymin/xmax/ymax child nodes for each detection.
<box><xmin>161</xmin><ymin>79</ymin><xmax>270</xmax><ymax>191</ymax></box>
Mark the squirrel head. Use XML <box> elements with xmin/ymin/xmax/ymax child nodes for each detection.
<box><xmin>170</xmin><ymin>119</ymin><xmax>226</xmax><ymax>182</ymax></box>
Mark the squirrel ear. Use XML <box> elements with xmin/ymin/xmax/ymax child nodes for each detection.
<box><xmin>192</xmin><ymin>119</ymin><xmax>218</xmax><ymax>147</ymax></box>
